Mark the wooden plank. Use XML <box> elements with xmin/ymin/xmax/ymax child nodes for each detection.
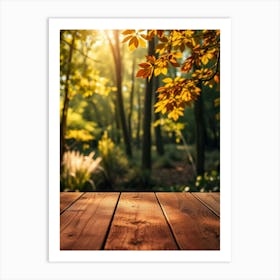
<box><xmin>192</xmin><ymin>192</ymin><xmax>220</xmax><ymax>217</ymax></box>
<box><xmin>156</xmin><ymin>192</ymin><xmax>220</xmax><ymax>250</ymax></box>
<box><xmin>104</xmin><ymin>192</ymin><xmax>178</xmax><ymax>250</ymax></box>
<box><xmin>60</xmin><ymin>192</ymin><xmax>84</xmax><ymax>213</ymax></box>
<box><xmin>60</xmin><ymin>192</ymin><xmax>119</xmax><ymax>250</ymax></box>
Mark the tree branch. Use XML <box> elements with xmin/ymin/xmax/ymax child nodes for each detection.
<box><xmin>200</xmin><ymin>51</ymin><xmax>220</xmax><ymax>82</ymax></box>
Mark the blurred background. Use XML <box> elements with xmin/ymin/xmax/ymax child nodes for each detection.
<box><xmin>59</xmin><ymin>30</ymin><xmax>220</xmax><ymax>192</ymax></box>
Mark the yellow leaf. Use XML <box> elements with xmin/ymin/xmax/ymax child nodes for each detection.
<box><xmin>129</xmin><ymin>43</ymin><xmax>136</xmax><ymax>51</ymax></box>
<box><xmin>138</xmin><ymin>37</ymin><xmax>146</xmax><ymax>48</ymax></box>
<box><xmin>173</xmin><ymin>52</ymin><xmax>182</xmax><ymax>58</ymax></box>
<box><xmin>201</xmin><ymin>55</ymin><xmax>209</xmax><ymax>65</ymax></box>
<box><xmin>168</xmin><ymin>111</ymin><xmax>179</xmax><ymax>121</ymax></box>
<box><xmin>155</xmin><ymin>106</ymin><xmax>162</xmax><ymax>113</ymax></box>
<box><xmin>154</xmin><ymin>68</ymin><xmax>161</xmax><ymax>76</ymax></box>
<box><xmin>161</xmin><ymin>67</ymin><xmax>168</xmax><ymax>75</ymax></box>
<box><xmin>162</xmin><ymin>78</ymin><xmax>173</xmax><ymax>84</ymax></box>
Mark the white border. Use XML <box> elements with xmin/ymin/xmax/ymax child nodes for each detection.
<box><xmin>49</xmin><ymin>18</ymin><xmax>231</xmax><ymax>262</ymax></box>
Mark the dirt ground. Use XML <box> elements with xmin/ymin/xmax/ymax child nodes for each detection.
<box><xmin>152</xmin><ymin>162</ymin><xmax>195</xmax><ymax>188</ymax></box>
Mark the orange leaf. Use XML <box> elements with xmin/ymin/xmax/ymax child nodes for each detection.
<box><xmin>181</xmin><ymin>57</ymin><xmax>194</xmax><ymax>73</ymax></box>
<box><xmin>156</xmin><ymin>86</ymin><xmax>166</xmax><ymax>92</ymax></box>
<box><xmin>122</xmin><ymin>30</ymin><xmax>135</xmax><ymax>35</ymax></box>
<box><xmin>136</xmin><ymin>68</ymin><xmax>152</xmax><ymax>79</ymax></box>
<box><xmin>156</xmin><ymin>43</ymin><xmax>166</xmax><ymax>51</ymax></box>
<box><xmin>169</xmin><ymin>57</ymin><xmax>179</xmax><ymax>67</ymax></box>
<box><xmin>122</xmin><ymin>35</ymin><xmax>132</xmax><ymax>43</ymax></box>
<box><xmin>159</xmin><ymin>36</ymin><xmax>168</xmax><ymax>42</ymax></box>
<box><xmin>157</xmin><ymin>30</ymin><xmax>164</xmax><ymax>38</ymax></box>
<box><xmin>128</xmin><ymin>37</ymin><xmax>137</xmax><ymax>51</ymax></box>
<box><xmin>136</xmin><ymin>69</ymin><xmax>147</xmax><ymax>78</ymax></box>
<box><xmin>133</xmin><ymin>37</ymin><xmax>139</xmax><ymax>48</ymax></box>
<box><xmin>139</xmin><ymin>62</ymin><xmax>151</xmax><ymax>68</ymax></box>
<box><xmin>140</xmin><ymin>34</ymin><xmax>148</xmax><ymax>40</ymax></box>
<box><xmin>214</xmin><ymin>74</ymin><xmax>219</xmax><ymax>83</ymax></box>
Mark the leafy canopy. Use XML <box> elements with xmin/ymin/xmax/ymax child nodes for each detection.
<box><xmin>122</xmin><ymin>29</ymin><xmax>220</xmax><ymax>121</ymax></box>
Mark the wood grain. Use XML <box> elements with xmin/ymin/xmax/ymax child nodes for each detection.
<box><xmin>156</xmin><ymin>192</ymin><xmax>220</xmax><ymax>250</ymax></box>
<box><xmin>60</xmin><ymin>192</ymin><xmax>84</xmax><ymax>213</ymax></box>
<box><xmin>60</xmin><ymin>192</ymin><xmax>119</xmax><ymax>250</ymax></box>
<box><xmin>191</xmin><ymin>192</ymin><xmax>220</xmax><ymax>217</ymax></box>
<box><xmin>104</xmin><ymin>192</ymin><xmax>178</xmax><ymax>250</ymax></box>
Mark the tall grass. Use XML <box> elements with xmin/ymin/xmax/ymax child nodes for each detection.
<box><xmin>60</xmin><ymin>150</ymin><xmax>102</xmax><ymax>191</ymax></box>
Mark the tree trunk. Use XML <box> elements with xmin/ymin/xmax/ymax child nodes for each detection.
<box><xmin>128</xmin><ymin>58</ymin><xmax>135</xmax><ymax>143</ymax></box>
<box><xmin>142</xmin><ymin>37</ymin><xmax>155</xmax><ymax>171</ymax></box>
<box><xmin>153</xmin><ymin>74</ymin><xmax>165</xmax><ymax>155</ymax></box>
<box><xmin>194</xmin><ymin>84</ymin><xmax>205</xmax><ymax>176</ymax></box>
<box><xmin>136</xmin><ymin>85</ymin><xmax>142</xmax><ymax>149</ymax></box>
<box><xmin>108</xmin><ymin>31</ymin><xmax>132</xmax><ymax>157</ymax></box>
<box><xmin>60</xmin><ymin>31</ymin><xmax>76</xmax><ymax>166</ymax></box>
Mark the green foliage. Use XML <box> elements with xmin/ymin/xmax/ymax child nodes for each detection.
<box><xmin>184</xmin><ymin>170</ymin><xmax>220</xmax><ymax>192</ymax></box>
<box><xmin>153</xmin><ymin>145</ymin><xmax>184</xmax><ymax>169</ymax></box>
<box><xmin>60</xmin><ymin>150</ymin><xmax>102</xmax><ymax>191</ymax></box>
<box><xmin>153</xmin><ymin>118</ymin><xmax>185</xmax><ymax>143</ymax></box>
<box><xmin>59</xmin><ymin>30</ymin><xmax>220</xmax><ymax>192</ymax></box>
<box><xmin>97</xmin><ymin>131</ymin><xmax>129</xmax><ymax>186</ymax></box>
<box><xmin>153</xmin><ymin>155</ymin><xmax>176</xmax><ymax>169</ymax></box>
<box><xmin>205</xmin><ymin>149</ymin><xmax>220</xmax><ymax>171</ymax></box>
<box><xmin>66</xmin><ymin>129</ymin><xmax>94</xmax><ymax>142</ymax></box>
<box><xmin>122</xmin><ymin>168</ymin><xmax>156</xmax><ymax>190</ymax></box>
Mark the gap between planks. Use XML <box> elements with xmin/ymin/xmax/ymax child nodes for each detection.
<box><xmin>156</xmin><ymin>192</ymin><xmax>220</xmax><ymax>250</ymax></box>
<box><xmin>100</xmin><ymin>192</ymin><xmax>121</xmax><ymax>250</ymax></box>
<box><xmin>191</xmin><ymin>192</ymin><xmax>220</xmax><ymax>217</ymax></box>
<box><xmin>60</xmin><ymin>192</ymin><xmax>120</xmax><ymax>250</ymax></box>
<box><xmin>104</xmin><ymin>192</ymin><xmax>179</xmax><ymax>250</ymax></box>
<box><xmin>60</xmin><ymin>192</ymin><xmax>220</xmax><ymax>251</ymax></box>
<box><xmin>60</xmin><ymin>192</ymin><xmax>85</xmax><ymax>214</ymax></box>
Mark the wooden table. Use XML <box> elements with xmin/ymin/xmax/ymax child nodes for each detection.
<box><xmin>60</xmin><ymin>192</ymin><xmax>220</xmax><ymax>250</ymax></box>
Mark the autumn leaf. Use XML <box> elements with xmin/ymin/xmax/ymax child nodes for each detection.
<box><xmin>122</xmin><ymin>28</ymin><xmax>220</xmax><ymax>121</ymax></box>
<box><xmin>122</xmin><ymin>29</ymin><xmax>147</xmax><ymax>51</ymax></box>
<box><xmin>167</xmin><ymin>53</ymin><xmax>181</xmax><ymax>67</ymax></box>
<box><xmin>147</xmin><ymin>30</ymin><xmax>166</xmax><ymax>40</ymax></box>
<box><xmin>121</xmin><ymin>30</ymin><xmax>135</xmax><ymax>35</ymax></box>
<box><xmin>156</xmin><ymin>43</ymin><xmax>167</xmax><ymax>54</ymax></box>
<box><xmin>181</xmin><ymin>56</ymin><xmax>194</xmax><ymax>72</ymax></box>
<box><xmin>139</xmin><ymin>62</ymin><xmax>151</xmax><ymax>68</ymax></box>
<box><xmin>138</xmin><ymin>37</ymin><xmax>146</xmax><ymax>47</ymax></box>
<box><xmin>192</xmin><ymin>68</ymin><xmax>213</xmax><ymax>80</ymax></box>
<box><xmin>128</xmin><ymin>36</ymin><xmax>138</xmax><ymax>51</ymax></box>
<box><xmin>136</xmin><ymin>66</ymin><xmax>153</xmax><ymax>80</ymax></box>
<box><xmin>122</xmin><ymin>35</ymin><xmax>132</xmax><ymax>43</ymax></box>
<box><xmin>136</xmin><ymin>56</ymin><xmax>155</xmax><ymax>80</ymax></box>
<box><xmin>162</xmin><ymin>77</ymin><xmax>173</xmax><ymax>84</ymax></box>
<box><xmin>201</xmin><ymin>52</ymin><xmax>214</xmax><ymax>65</ymax></box>
<box><xmin>214</xmin><ymin>74</ymin><xmax>219</xmax><ymax>83</ymax></box>
<box><xmin>168</xmin><ymin>108</ymin><xmax>184</xmax><ymax>121</ymax></box>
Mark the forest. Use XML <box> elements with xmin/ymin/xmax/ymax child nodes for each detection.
<box><xmin>60</xmin><ymin>29</ymin><xmax>220</xmax><ymax>192</ymax></box>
